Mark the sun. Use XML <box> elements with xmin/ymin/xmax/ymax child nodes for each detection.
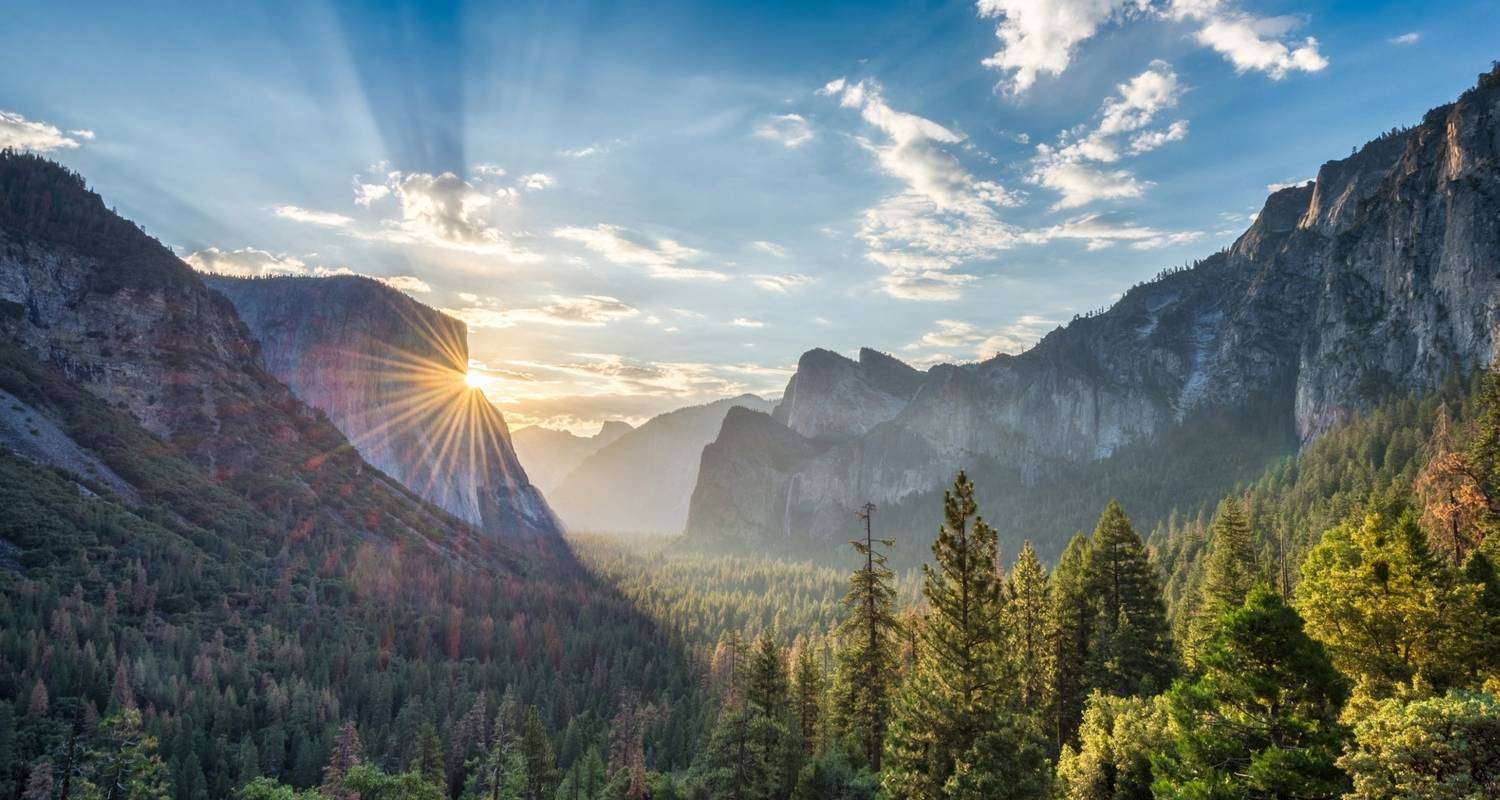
<box><xmin>464</xmin><ymin>370</ymin><xmax>487</xmax><ymax>389</ymax></box>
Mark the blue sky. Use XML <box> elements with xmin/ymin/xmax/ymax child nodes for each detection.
<box><xmin>3</xmin><ymin>0</ymin><xmax>1496</xmax><ymax>431</ymax></box>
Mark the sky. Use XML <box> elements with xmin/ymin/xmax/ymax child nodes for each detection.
<box><xmin>2</xmin><ymin>0</ymin><xmax>1496</xmax><ymax>433</ymax></box>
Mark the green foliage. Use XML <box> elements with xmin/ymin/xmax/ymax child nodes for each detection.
<box><xmin>1339</xmin><ymin>690</ymin><xmax>1500</xmax><ymax>800</ymax></box>
<box><xmin>1083</xmin><ymin>502</ymin><xmax>1174</xmax><ymax>697</ymax></box>
<box><xmin>830</xmin><ymin>515</ymin><xmax>900</xmax><ymax>771</ymax></box>
<box><xmin>342</xmin><ymin>764</ymin><xmax>444</xmax><ymax>800</ymax></box>
<box><xmin>1054</xmin><ymin>693</ymin><xmax>1169</xmax><ymax>800</ymax></box>
<box><xmin>882</xmin><ymin>471</ymin><xmax>1049</xmax><ymax>800</ymax></box>
<box><xmin>1295</xmin><ymin>512</ymin><xmax>1495</xmax><ymax>708</ymax></box>
<box><xmin>239</xmin><ymin>777</ymin><xmax>328</xmax><ymax>800</ymax></box>
<box><xmin>1004</xmin><ymin>541</ymin><xmax>1052</xmax><ymax>709</ymax></box>
<box><xmin>1153</xmin><ymin>587</ymin><xmax>1349</xmax><ymax>800</ymax></box>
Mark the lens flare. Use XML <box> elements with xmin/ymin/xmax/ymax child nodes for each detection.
<box><xmin>464</xmin><ymin>370</ymin><xmax>486</xmax><ymax>389</ymax></box>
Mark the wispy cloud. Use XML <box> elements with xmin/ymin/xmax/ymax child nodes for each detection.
<box><xmin>754</xmin><ymin>113</ymin><xmax>815</xmax><ymax>147</ymax></box>
<box><xmin>275</xmin><ymin>205</ymin><xmax>353</xmax><ymax>227</ymax></box>
<box><xmin>0</xmin><ymin>110</ymin><xmax>91</xmax><ymax>152</ymax></box>
<box><xmin>445</xmin><ymin>294</ymin><xmax>639</xmax><ymax>329</ymax></box>
<box><xmin>820</xmin><ymin>77</ymin><xmax>1019</xmax><ymax>300</ymax></box>
<box><xmin>751</xmin><ymin>273</ymin><xmax>813</xmax><ymax>292</ymax></box>
<box><xmin>1031</xmin><ymin>61</ymin><xmax>1187</xmax><ymax>209</ymax></box>
<box><xmin>554</xmin><ymin>224</ymin><xmax>729</xmax><ymax>280</ymax></box>
<box><xmin>1389</xmin><ymin>31</ymin><xmax>1421</xmax><ymax>45</ymax></box>
<box><xmin>905</xmin><ymin>315</ymin><xmax>1059</xmax><ymax>360</ymax></box>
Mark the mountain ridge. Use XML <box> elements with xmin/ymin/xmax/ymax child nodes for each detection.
<box><xmin>685</xmin><ymin>76</ymin><xmax>1500</xmax><ymax>557</ymax></box>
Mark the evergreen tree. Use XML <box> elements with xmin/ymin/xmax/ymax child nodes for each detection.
<box><xmin>23</xmin><ymin>759</ymin><xmax>55</xmax><ymax>800</ymax></box>
<box><xmin>882</xmin><ymin>471</ymin><xmax>1048</xmax><ymax>800</ymax></box>
<box><xmin>1004</xmin><ymin>541</ymin><xmax>1052</xmax><ymax>709</ymax></box>
<box><xmin>1338</xmin><ymin>689</ymin><xmax>1500</xmax><ymax>800</ymax></box>
<box><xmin>79</xmin><ymin>708</ymin><xmax>170</xmax><ymax>800</ymax></box>
<box><xmin>790</xmin><ymin>638</ymin><xmax>824</xmax><ymax>756</ymax></box>
<box><xmin>1186</xmin><ymin>497</ymin><xmax>1258</xmax><ymax>661</ymax></box>
<box><xmin>746</xmin><ymin>633</ymin><xmax>789</xmax><ymax>719</ymax></box>
<box><xmin>410</xmin><ymin>723</ymin><xmax>444</xmax><ymax>790</ymax></box>
<box><xmin>1083</xmin><ymin>502</ymin><xmax>1173</xmax><ymax>697</ymax></box>
<box><xmin>1467</xmin><ymin>370</ymin><xmax>1500</xmax><ymax>539</ymax></box>
<box><xmin>1053</xmin><ymin>693</ymin><xmax>1169</xmax><ymax>800</ymax></box>
<box><xmin>831</xmin><ymin>509</ymin><xmax>898</xmax><ymax>772</ymax></box>
<box><xmin>1049</xmin><ymin>534</ymin><xmax>1094</xmax><ymax>751</ymax></box>
<box><xmin>1296</xmin><ymin>511</ymin><xmax>1495</xmax><ymax>709</ymax></box>
<box><xmin>700</xmin><ymin>702</ymin><xmax>774</xmax><ymax>800</ymax></box>
<box><xmin>1153</xmin><ymin>587</ymin><xmax>1349</xmax><ymax>800</ymax></box>
<box><xmin>519</xmin><ymin>707</ymin><xmax>554</xmax><ymax>800</ymax></box>
<box><xmin>319</xmin><ymin>722</ymin><xmax>362</xmax><ymax>800</ymax></box>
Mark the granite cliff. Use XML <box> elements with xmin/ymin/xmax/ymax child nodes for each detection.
<box><xmin>686</xmin><ymin>74</ymin><xmax>1500</xmax><ymax>558</ymax></box>
<box><xmin>512</xmin><ymin>420</ymin><xmax>634</xmax><ymax>493</ymax></box>
<box><xmin>206</xmin><ymin>275</ymin><xmax>562</xmax><ymax>541</ymax></box>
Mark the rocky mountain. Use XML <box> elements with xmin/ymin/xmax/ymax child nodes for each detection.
<box><xmin>0</xmin><ymin>151</ymin><xmax>500</xmax><ymax>562</ymax></box>
<box><xmin>512</xmin><ymin>419</ymin><xmax>633</xmax><ymax>493</ymax></box>
<box><xmin>686</xmin><ymin>75</ymin><xmax>1500</xmax><ymax>559</ymax></box>
<box><xmin>206</xmin><ymin>275</ymin><xmax>561</xmax><ymax>540</ymax></box>
<box><xmin>547</xmin><ymin>394</ymin><xmax>774</xmax><ymax>535</ymax></box>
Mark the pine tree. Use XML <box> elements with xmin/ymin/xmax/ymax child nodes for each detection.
<box><xmin>1053</xmin><ymin>693</ymin><xmax>1169</xmax><ymax>800</ymax></box>
<box><xmin>1049</xmin><ymin>534</ymin><xmax>1094</xmax><ymax>751</ymax></box>
<box><xmin>1005</xmin><ymin>541</ymin><xmax>1052</xmax><ymax>709</ymax></box>
<box><xmin>746</xmin><ymin>633</ymin><xmax>788</xmax><ymax>719</ymax></box>
<box><xmin>319</xmin><ymin>722</ymin><xmax>362</xmax><ymax>800</ymax></box>
<box><xmin>700</xmin><ymin>702</ymin><xmax>775</xmax><ymax>800</ymax></box>
<box><xmin>1296</xmin><ymin>511</ymin><xmax>1495</xmax><ymax>709</ymax></box>
<box><xmin>1467</xmin><ymin>370</ymin><xmax>1500</xmax><ymax>539</ymax></box>
<box><xmin>1153</xmin><ymin>586</ymin><xmax>1349</xmax><ymax>800</ymax></box>
<box><xmin>80</xmin><ymin>708</ymin><xmax>170</xmax><ymax>800</ymax></box>
<box><xmin>23</xmin><ymin>759</ymin><xmax>54</xmax><ymax>800</ymax></box>
<box><xmin>410</xmin><ymin>723</ymin><xmax>444</xmax><ymax>790</ymax></box>
<box><xmin>790</xmin><ymin>637</ymin><xmax>824</xmax><ymax>756</ymax></box>
<box><xmin>519</xmin><ymin>707</ymin><xmax>553</xmax><ymax>800</ymax></box>
<box><xmin>831</xmin><ymin>505</ymin><xmax>898</xmax><ymax>772</ymax></box>
<box><xmin>882</xmin><ymin>471</ymin><xmax>1048</xmax><ymax>800</ymax></box>
<box><xmin>1186</xmin><ymin>497</ymin><xmax>1258</xmax><ymax>661</ymax></box>
<box><xmin>1083</xmin><ymin>501</ymin><xmax>1173</xmax><ymax>697</ymax></box>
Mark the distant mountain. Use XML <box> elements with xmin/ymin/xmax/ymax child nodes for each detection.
<box><xmin>513</xmin><ymin>419</ymin><xmax>633</xmax><ymax>493</ymax></box>
<box><xmin>207</xmin><ymin>275</ymin><xmax>561</xmax><ymax>540</ymax></box>
<box><xmin>548</xmin><ymin>394</ymin><xmax>774</xmax><ymax>535</ymax></box>
<box><xmin>686</xmin><ymin>76</ymin><xmax>1500</xmax><ymax>561</ymax></box>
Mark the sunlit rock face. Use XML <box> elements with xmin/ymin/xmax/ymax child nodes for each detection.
<box><xmin>207</xmin><ymin>275</ymin><xmax>562</xmax><ymax>541</ymax></box>
<box><xmin>686</xmin><ymin>80</ymin><xmax>1500</xmax><ymax>552</ymax></box>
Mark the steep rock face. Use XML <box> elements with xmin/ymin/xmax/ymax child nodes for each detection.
<box><xmin>686</xmin><ymin>78</ymin><xmax>1500</xmax><ymax>552</ymax></box>
<box><xmin>774</xmin><ymin>348</ymin><xmax>925</xmax><ymax>442</ymax></box>
<box><xmin>206</xmin><ymin>276</ymin><xmax>562</xmax><ymax>540</ymax></box>
<box><xmin>0</xmin><ymin>153</ymin><xmax>488</xmax><ymax>560</ymax></box>
<box><xmin>547</xmin><ymin>394</ymin><xmax>773</xmax><ymax>535</ymax></box>
<box><xmin>512</xmin><ymin>420</ymin><xmax>633</xmax><ymax>493</ymax></box>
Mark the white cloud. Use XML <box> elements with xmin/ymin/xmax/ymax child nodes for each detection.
<box><xmin>0</xmin><ymin>110</ymin><xmax>91</xmax><ymax>152</ymax></box>
<box><xmin>359</xmin><ymin>171</ymin><xmax>541</xmax><ymax>260</ymax></box>
<box><xmin>444</xmin><ymin>295</ymin><xmax>638</xmax><ymax>329</ymax></box>
<box><xmin>380</xmin><ymin>275</ymin><xmax>432</xmax><ymax>293</ymax></box>
<box><xmin>754</xmin><ymin>113</ymin><xmax>815</xmax><ymax>147</ymax></box>
<box><xmin>821</xmin><ymin>78</ymin><xmax>1020</xmax><ymax>301</ymax></box>
<box><xmin>1030</xmin><ymin>61</ymin><xmax>1186</xmax><ymax>208</ymax></box>
<box><xmin>561</xmin><ymin>138</ymin><xmax>624</xmax><ymax>158</ymax></box>
<box><xmin>1168</xmin><ymin>0</ymin><xmax>1327</xmax><ymax>79</ymax></box>
<box><xmin>751</xmin><ymin>273</ymin><xmax>813</xmax><ymax>292</ymax></box>
<box><xmin>274</xmin><ymin>205</ymin><xmax>353</xmax><ymax>227</ymax></box>
<box><xmin>67</xmin><ymin>129</ymin><xmax>95</xmax><ymax>140</ymax></box>
<box><xmin>554</xmin><ymin>224</ymin><xmax>728</xmax><ymax>280</ymax></box>
<box><xmin>519</xmin><ymin>173</ymin><xmax>555</xmax><ymax>191</ymax></box>
<box><xmin>1389</xmin><ymin>31</ymin><xmax>1420</xmax><ymax>45</ymax></box>
<box><xmin>905</xmin><ymin>315</ymin><xmax>1058</xmax><ymax>360</ymax></box>
<box><xmin>472</xmin><ymin>162</ymin><xmax>507</xmax><ymax>177</ymax></box>
<box><xmin>1266</xmin><ymin>177</ymin><xmax>1312</xmax><ymax>193</ymax></box>
<box><xmin>976</xmin><ymin>0</ymin><xmax>1327</xmax><ymax>92</ymax></box>
<box><xmin>183</xmin><ymin>247</ymin><xmax>310</xmax><ymax>278</ymax></box>
<box><xmin>750</xmin><ymin>240</ymin><xmax>788</xmax><ymax>258</ymax></box>
<box><xmin>354</xmin><ymin>181</ymin><xmax>391</xmax><ymax>206</ymax></box>
<box><xmin>731</xmin><ymin>317</ymin><xmax>765</xmax><ymax>328</ymax></box>
<box><xmin>977</xmin><ymin>0</ymin><xmax>1136</xmax><ymax>94</ymax></box>
<box><xmin>1021</xmin><ymin>213</ymin><xmax>1203</xmax><ymax>249</ymax></box>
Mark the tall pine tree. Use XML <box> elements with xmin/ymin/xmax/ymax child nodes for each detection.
<box><xmin>832</xmin><ymin>507</ymin><xmax>898</xmax><ymax>772</ymax></box>
<box><xmin>883</xmin><ymin>471</ymin><xmax>1048</xmax><ymax>800</ymax></box>
<box><xmin>1083</xmin><ymin>501</ymin><xmax>1173</xmax><ymax>697</ymax></box>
